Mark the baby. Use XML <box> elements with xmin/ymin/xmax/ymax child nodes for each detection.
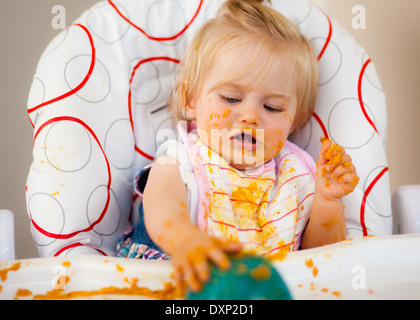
<box><xmin>117</xmin><ymin>0</ymin><xmax>359</xmax><ymax>292</ymax></box>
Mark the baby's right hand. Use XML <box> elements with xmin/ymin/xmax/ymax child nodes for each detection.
<box><xmin>169</xmin><ymin>230</ymin><xmax>242</xmax><ymax>293</ymax></box>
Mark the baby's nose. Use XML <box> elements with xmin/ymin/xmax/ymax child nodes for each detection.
<box><xmin>238</xmin><ymin>105</ymin><xmax>260</xmax><ymax>126</ymax></box>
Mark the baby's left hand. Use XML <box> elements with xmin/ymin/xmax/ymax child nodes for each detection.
<box><xmin>315</xmin><ymin>139</ymin><xmax>359</xmax><ymax>202</ymax></box>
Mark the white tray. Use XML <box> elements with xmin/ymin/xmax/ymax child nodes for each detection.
<box><xmin>1</xmin><ymin>234</ymin><xmax>419</xmax><ymax>300</ymax></box>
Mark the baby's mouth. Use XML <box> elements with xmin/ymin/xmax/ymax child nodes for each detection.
<box><xmin>230</xmin><ymin>130</ymin><xmax>260</xmax><ymax>151</ymax></box>
<box><xmin>234</xmin><ymin>132</ymin><xmax>256</xmax><ymax>143</ymax></box>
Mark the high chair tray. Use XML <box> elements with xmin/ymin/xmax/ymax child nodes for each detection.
<box><xmin>1</xmin><ymin>234</ymin><xmax>419</xmax><ymax>300</ymax></box>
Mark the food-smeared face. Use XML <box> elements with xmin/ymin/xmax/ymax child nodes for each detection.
<box><xmin>186</xmin><ymin>42</ymin><xmax>299</xmax><ymax>171</ymax></box>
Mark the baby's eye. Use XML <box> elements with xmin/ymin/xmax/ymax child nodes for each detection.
<box><xmin>223</xmin><ymin>97</ymin><xmax>240</xmax><ymax>104</ymax></box>
<box><xmin>264</xmin><ymin>105</ymin><xmax>284</xmax><ymax>112</ymax></box>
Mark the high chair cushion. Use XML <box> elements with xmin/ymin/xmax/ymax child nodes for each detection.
<box><xmin>392</xmin><ymin>185</ymin><xmax>420</xmax><ymax>234</ymax></box>
<box><xmin>26</xmin><ymin>0</ymin><xmax>391</xmax><ymax>257</ymax></box>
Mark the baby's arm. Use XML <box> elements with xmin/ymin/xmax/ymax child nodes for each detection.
<box><xmin>142</xmin><ymin>155</ymin><xmax>242</xmax><ymax>292</ymax></box>
<box><xmin>301</xmin><ymin>139</ymin><xmax>359</xmax><ymax>249</ymax></box>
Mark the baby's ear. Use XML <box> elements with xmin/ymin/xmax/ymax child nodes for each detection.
<box><xmin>180</xmin><ymin>82</ymin><xmax>196</xmax><ymax>120</ymax></box>
<box><xmin>185</xmin><ymin>98</ymin><xmax>197</xmax><ymax>120</ymax></box>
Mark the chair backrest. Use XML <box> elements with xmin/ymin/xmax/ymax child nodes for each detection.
<box><xmin>26</xmin><ymin>0</ymin><xmax>391</xmax><ymax>257</ymax></box>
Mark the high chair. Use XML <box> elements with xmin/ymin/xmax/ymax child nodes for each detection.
<box><xmin>1</xmin><ymin>0</ymin><xmax>419</xmax><ymax>300</ymax></box>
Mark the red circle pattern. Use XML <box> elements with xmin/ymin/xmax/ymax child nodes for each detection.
<box><xmin>31</xmin><ymin>116</ymin><xmax>112</xmax><ymax>240</ymax></box>
<box><xmin>128</xmin><ymin>57</ymin><xmax>180</xmax><ymax>161</ymax></box>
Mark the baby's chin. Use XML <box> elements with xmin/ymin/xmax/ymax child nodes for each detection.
<box><xmin>229</xmin><ymin>160</ymin><xmax>271</xmax><ymax>172</ymax></box>
<box><xmin>224</xmin><ymin>152</ymin><xmax>269</xmax><ymax>172</ymax></box>
<box><xmin>201</xmin><ymin>136</ymin><xmax>276</xmax><ymax>171</ymax></box>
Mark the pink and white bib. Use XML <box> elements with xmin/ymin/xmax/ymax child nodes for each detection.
<box><xmin>158</xmin><ymin>122</ymin><xmax>316</xmax><ymax>257</ymax></box>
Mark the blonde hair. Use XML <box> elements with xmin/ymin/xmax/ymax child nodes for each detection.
<box><xmin>170</xmin><ymin>0</ymin><xmax>318</xmax><ymax>131</ymax></box>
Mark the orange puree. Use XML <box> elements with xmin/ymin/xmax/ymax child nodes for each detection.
<box><xmin>250</xmin><ymin>264</ymin><xmax>271</xmax><ymax>281</ymax></box>
<box><xmin>116</xmin><ymin>264</ymin><xmax>124</xmax><ymax>272</ymax></box>
<box><xmin>325</xmin><ymin>144</ymin><xmax>343</xmax><ymax>166</ymax></box>
<box><xmin>265</xmin><ymin>241</ymin><xmax>290</xmax><ymax>262</ymax></box>
<box><xmin>62</xmin><ymin>261</ymin><xmax>71</xmax><ymax>267</ymax></box>
<box><xmin>321</xmin><ymin>137</ymin><xmax>343</xmax><ymax>166</ymax></box>
<box><xmin>15</xmin><ymin>289</ymin><xmax>33</xmax><ymax>298</ymax></box>
<box><xmin>332</xmin><ymin>291</ymin><xmax>341</xmax><ymax>297</ymax></box>
<box><xmin>32</xmin><ymin>278</ymin><xmax>181</xmax><ymax>300</ymax></box>
<box><xmin>0</xmin><ymin>262</ymin><xmax>21</xmax><ymax>281</ymax></box>
<box><xmin>222</xmin><ymin>109</ymin><xmax>231</xmax><ymax>118</ymax></box>
<box><xmin>320</xmin><ymin>137</ymin><xmax>330</xmax><ymax>144</ymax></box>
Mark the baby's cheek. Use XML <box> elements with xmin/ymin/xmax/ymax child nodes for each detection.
<box><xmin>276</xmin><ymin>139</ymin><xmax>285</xmax><ymax>153</ymax></box>
<box><xmin>263</xmin><ymin>129</ymin><xmax>285</xmax><ymax>157</ymax></box>
<box><xmin>270</xmin><ymin>128</ymin><xmax>284</xmax><ymax>147</ymax></box>
<box><xmin>287</xmin><ymin>112</ymin><xmax>293</xmax><ymax>124</ymax></box>
<box><xmin>201</xmin><ymin>111</ymin><xmax>229</xmax><ymax>129</ymax></box>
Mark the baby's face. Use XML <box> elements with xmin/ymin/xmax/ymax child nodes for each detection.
<box><xmin>187</xmin><ymin>43</ymin><xmax>299</xmax><ymax>171</ymax></box>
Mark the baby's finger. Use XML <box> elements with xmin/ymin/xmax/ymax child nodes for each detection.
<box><xmin>339</xmin><ymin>173</ymin><xmax>360</xmax><ymax>192</ymax></box>
<box><xmin>317</xmin><ymin>138</ymin><xmax>332</xmax><ymax>167</ymax></box>
<box><xmin>325</xmin><ymin>148</ymin><xmax>344</xmax><ymax>170</ymax></box>
<box><xmin>207</xmin><ymin>247</ymin><xmax>231</xmax><ymax>271</ymax></box>
<box><xmin>331</xmin><ymin>162</ymin><xmax>356</xmax><ymax>179</ymax></box>
<box><xmin>172</xmin><ymin>260</ymin><xmax>186</xmax><ymax>293</ymax></box>
<box><xmin>326</xmin><ymin>150</ymin><xmax>353</xmax><ymax>172</ymax></box>
<box><xmin>340</xmin><ymin>153</ymin><xmax>353</xmax><ymax>166</ymax></box>
<box><xmin>219</xmin><ymin>240</ymin><xmax>243</xmax><ymax>252</ymax></box>
<box><xmin>189</xmin><ymin>251</ymin><xmax>211</xmax><ymax>283</ymax></box>
<box><xmin>183</xmin><ymin>261</ymin><xmax>202</xmax><ymax>293</ymax></box>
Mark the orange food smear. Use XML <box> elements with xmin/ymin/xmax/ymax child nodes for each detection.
<box><xmin>325</xmin><ymin>144</ymin><xmax>343</xmax><ymax>166</ymax></box>
<box><xmin>116</xmin><ymin>264</ymin><xmax>124</xmax><ymax>272</ymax></box>
<box><xmin>312</xmin><ymin>267</ymin><xmax>318</xmax><ymax>277</ymax></box>
<box><xmin>267</xmin><ymin>247</ymin><xmax>289</xmax><ymax>262</ymax></box>
<box><xmin>32</xmin><ymin>278</ymin><xmax>181</xmax><ymax>300</ymax></box>
<box><xmin>321</xmin><ymin>215</ymin><xmax>338</xmax><ymax>230</ymax></box>
<box><xmin>236</xmin><ymin>262</ymin><xmax>248</xmax><ymax>275</ymax></box>
<box><xmin>0</xmin><ymin>262</ymin><xmax>21</xmax><ymax>281</ymax></box>
<box><xmin>305</xmin><ymin>259</ymin><xmax>314</xmax><ymax>268</ymax></box>
<box><xmin>350</xmin><ymin>175</ymin><xmax>359</xmax><ymax>187</ymax></box>
<box><xmin>62</xmin><ymin>261</ymin><xmax>71</xmax><ymax>267</ymax></box>
<box><xmin>321</xmin><ymin>137</ymin><xmax>344</xmax><ymax>167</ymax></box>
<box><xmin>15</xmin><ymin>289</ymin><xmax>33</xmax><ymax>298</ymax></box>
<box><xmin>320</xmin><ymin>137</ymin><xmax>330</xmax><ymax>144</ymax></box>
<box><xmin>222</xmin><ymin>109</ymin><xmax>231</xmax><ymax>118</ymax></box>
<box><xmin>250</xmin><ymin>264</ymin><xmax>271</xmax><ymax>281</ymax></box>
